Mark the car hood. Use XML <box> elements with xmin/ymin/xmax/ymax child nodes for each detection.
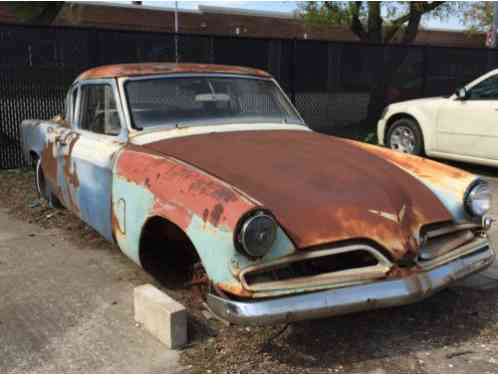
<box><xmin>141</xmin><ymin>130</ymin><xmax>470</xmax><ymax>260</ymax></box>
<box><xmin>390</xmin><ymin>96</ymin><xmax>447</xmax><ymax>108</ymax></box>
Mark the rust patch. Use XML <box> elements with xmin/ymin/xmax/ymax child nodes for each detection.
<box><xmin>217</xmin><ymin>281</ymin><xmax>253</xmax><ymax>298</ymax></box>
<box><xmin>347</xmin><ymin>140</ymin><xmax>476</xmax><ymax>198</ymax></box>
<box><xmin>50</xmin><ymin>114</ymin><xmax>70</xmax><ymax>128</ymax></box>
<box><xmin>142</xmin><ymin>130</ymin><xmax>454</xmax><ymax>260</ymax></box>
<box><xmin>386</xmin><ymin>264</ymin><xmax>422</xmax><ymax>279</ymax></box>
<box><xmin>63</xmin><ymin>133</ymin><xmax>80</xmax><ymax>189</ymax></box>
<box><xmin>41</xmin><ymin>139</ymin><xmax>58</xmax><ymax>188</ymax></box>
<box><xmin>76</xmin><ymin>63</ymin><xmax>271</xmax><ymax>81</ymax></box>
<box><xmin>111</xmin><ymin>206</ymin><xmax>122</xmax><ymax>236</ymax></box>
<box><xmin>62</xmin><ymin>133</ymin><xmax>81</xmax><ymax>213</ymax></box>
<box><xmin>202</xmin><ymin>208</ymin><xmax>209</xmax><ymax>222</ymax></box>
<box><xmin>210</xmin><ymin>203</ymin><xmax>224</xmax><ymax>227</ymax></box>
<box><xmin>116</xmin><ymin>147</ymin><xmax>255</xmax><ymax>231</ymax></box>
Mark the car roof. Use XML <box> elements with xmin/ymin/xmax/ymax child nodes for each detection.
<box><xmin>76</xmin><ymin>63</ymin><xmax>272</xmax><ymax>81</ymax></box>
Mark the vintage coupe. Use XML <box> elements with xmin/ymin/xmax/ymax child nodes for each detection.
<box><xmin>21</xmin><ymin>63</ymin><xmax>495</xmax><ymax>325</ymax></box>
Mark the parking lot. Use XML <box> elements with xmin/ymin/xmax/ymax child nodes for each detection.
<box><xmin>1</xmin><ymin>159</ymin><xmax>498</xmax><ymax>373</ymax></box>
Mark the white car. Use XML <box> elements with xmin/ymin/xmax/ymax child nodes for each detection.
<box><xmin>378</xmin><ymin>69</ymin><xmax>498</xmax><ymax>167</ymax></box>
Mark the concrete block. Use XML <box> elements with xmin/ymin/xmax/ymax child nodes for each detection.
<box><xmin>134</xmin><ymin>284</ymin><xmax>187</xmax><ymax>349</ymax></box>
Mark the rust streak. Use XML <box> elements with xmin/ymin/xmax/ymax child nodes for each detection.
<box><xmin>77</xmin><ymin>63</ymin><xmax>271</xmax><ymax>81</ymax></box>
<box><xmin>210</xmin><ymin>203</ymin><xmax>224</xmax><ymax>227</ymax></box>
<box><xmin>142</xmin><ymin>130</ymin><xmax>454</xmax><ymax>260</ymax></box>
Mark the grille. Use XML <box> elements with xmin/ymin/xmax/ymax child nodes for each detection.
<box><xmin>239</xmin><ymin>244</ymin><xmax>392</xmax><ymax>292</ymax></box>
<box><xmin>418</xmin><ymin>223</ymin><xmax>479</xmax><ymax>262</ymax></box>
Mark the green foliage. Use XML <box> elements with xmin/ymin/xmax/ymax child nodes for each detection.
<box><xmin>4</xmin><ymin>2</ymin><xmax>65</xmax><ymax>25</ymax></box>
<box><xmin>299</xmin><ymin>2</ymin><xmax>354</xmax><ymax>26</ymax></box>
<box><xmin>298</xmin><ymin>2</ymin><xmax>464</xmax><ymax>43</ymax></box>
<box><xmin>461</xmin><ymin>2</ymin><xmax>494</xmax><ymax>32</ymax></box>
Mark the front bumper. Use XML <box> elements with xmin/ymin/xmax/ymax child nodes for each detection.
<box><xmin>207</xmin><ymin>239</ymin><xmax>495</xmax><ymax>326</ymax></box>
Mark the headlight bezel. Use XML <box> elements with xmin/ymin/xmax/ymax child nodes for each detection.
<box><xmin>235</xmin><ymin>209</ymin><xmax>278</xmax><ymax>258</ymax></box>
<box><xmin>464</xmin><ymin>179</ymin><xmax>491</xmax><ymax>218</ymax></box>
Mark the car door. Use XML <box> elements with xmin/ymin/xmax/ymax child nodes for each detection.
<box><xmin>436</xmin><ymin>74</ymin><xmax>498</xmax><ymax>161</ymax></box>
<box><xmin>61</xmin><ymin>79</ymin><xmax>126</xmax><ymax>241</ymax></box>
<box><xmin>39</xmin><ymin>85</ymin><xmax>78</xmax><ymax>204</ymax></box>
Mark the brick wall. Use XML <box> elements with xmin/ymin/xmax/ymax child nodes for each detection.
<box><xmin>0</xmin><ymin>3</ymin><xmax>488</xmax><ymax>48</ymax></box>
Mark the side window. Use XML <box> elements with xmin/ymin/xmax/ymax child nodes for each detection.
<box><xmin>79</xmin><ymin>84</ymin><xmax>122</xmax><ymax>136</ymax></box>
<box><xmin>468</xmin><ymin>75</ymin><xmax>498</xmax><ymax>100</ymax></box>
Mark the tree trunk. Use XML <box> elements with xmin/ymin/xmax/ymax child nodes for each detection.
<box><xmin>361</xmin><ymin>45</ymin><xmax>414</xmax><ymax>137</ymax></box>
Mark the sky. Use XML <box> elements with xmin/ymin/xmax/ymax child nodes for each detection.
<box><xmin>129</xmin><ymin>1</ymin><xmax>465</xmax><ymax>31</ymax></box>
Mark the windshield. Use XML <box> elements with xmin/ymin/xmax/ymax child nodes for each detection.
<box><xmin>125</xmin><ymin>76</ymin><xmax>304</xmax><ymax>129</ymax></box>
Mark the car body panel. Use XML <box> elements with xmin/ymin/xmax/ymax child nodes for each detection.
<box><xmin>112</xmin><ymin>145</ymin><xmax>296</xmax><ymax>296</ymax></box>
<box><xmin>77</xmin><ymin>63</ymin><xmax>271</xmax><ymax>81</ymax></box>
<box><xmin>348</xmin><ymin>140</ymin><xmax>478</xmax><ymax>222</ymax></box>
<box><xmin>140</xmin><ymin>129</ymin><xmax>471</xmax><ymax>261</ymax></box>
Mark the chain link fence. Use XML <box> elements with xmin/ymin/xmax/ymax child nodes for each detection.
<box><xmin>1</xmin><ymin>22</ymin><xmax>498</xmax><ymax>169</ymax></box>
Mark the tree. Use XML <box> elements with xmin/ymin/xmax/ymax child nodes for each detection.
<box><xmin>299</xmin><ymin>2</ymin><xmax>461</xmax><ymax>134</ymax></box>
<box><xmin>461</xmin><ymin>2</ymin><xmax>494</xmax><ymax>32</ymax></box>
<box><xmin>4</xmin><ymin>2</ymin><xmax>65</xmax><ymax>25</ymax></box>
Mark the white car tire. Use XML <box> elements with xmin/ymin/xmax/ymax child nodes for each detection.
<box><xmin>386</xmin><ymin>118</ymin><xmax>424</xmax><ymax>156</ymax></box>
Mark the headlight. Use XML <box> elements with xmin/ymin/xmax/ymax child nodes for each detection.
<box><xmin>236</xmin><ymin>211</ymin><xmax>277</xmax><ymax>258</ymax></box>
<box><xmin>465</xmin><ymin>180</ymin><xmax>491</xmax><ymax>217</ymax></box>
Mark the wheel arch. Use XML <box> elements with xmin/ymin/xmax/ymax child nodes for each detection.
<box><xmin>384</xmin><ymin>111</ymin><xmax>433</xmax><ymax>152</ymax></box>
<box><xmin>138</xmin><ymin>214</ymin><xmax>202</xmax><ymax>287</ymax></box>
<box><xmin>29</xmin><ymin>150</ymin><xmax>40</xmax><ymax>162</ymax></box>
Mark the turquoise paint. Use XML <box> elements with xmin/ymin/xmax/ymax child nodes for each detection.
<box><xmin>423</xmin><ymin>185</ymin><xmax>467</xmax><ymax>222</ymax></box>
<box><xmin>394</xmin><ymin>165</ymin><xmax>472</xmax><ymax>223</ymax></box>
<box><xmin>185</xmin><ymin>215</ymin><xmax>239</xmax><ymax>283</ymax></box>
<box><xmin>113</xmin><ymin>175</ymin><xmax>156</xmax><ymax>265</ymax></box>
<box><xmin>112</xmin><ymin>173</ymin><xmax>296</xmax><ymax>285</ymax></box>
<box><xmin>231</xmin><ymin>227</ymin><xmax>295</xmax><ymax>271</ymax></box>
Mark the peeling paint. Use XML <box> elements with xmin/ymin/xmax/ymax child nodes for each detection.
<box><xmin>77</xmin><ymin>63</ymin><xmax>271</xmax><ymax>81</ymax></box>
<box><xmin>19</xmin><ymin>64</ymin><xmax>489</xmax><ymax>303</ymax></box>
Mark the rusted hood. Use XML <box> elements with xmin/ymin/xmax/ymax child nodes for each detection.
<box><xmin>143</xmin><ymin>130</ymin><xmax>456</xmax><ymax>260</ymax></box>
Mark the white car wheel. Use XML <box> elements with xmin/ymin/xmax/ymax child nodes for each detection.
<box><xmin>387</xmin><ymin>119</ymin><xmax>423</xmax><ymax>155</ymax></box>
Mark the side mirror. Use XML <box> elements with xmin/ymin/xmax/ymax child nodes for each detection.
<box><xmin>456</xmin><ymin>87</ymin><xmax>468</xmax><ymax>100</ymax></box>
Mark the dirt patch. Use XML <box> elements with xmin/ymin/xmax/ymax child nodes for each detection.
<box><xmin>0</xmin><ymin>168</ymin><xmax>113</xmax><ymax>251</ymax></box>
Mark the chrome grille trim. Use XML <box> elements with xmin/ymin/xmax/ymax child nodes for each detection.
<box><xmin>239</xmin><ymin>244</ymin><xmax>393</xmax><ymax>293</ymax></box>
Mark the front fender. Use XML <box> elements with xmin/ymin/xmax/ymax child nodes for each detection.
<box><xmin>346</xmin><ymin>140</ymin><xmax>477</xmax><ymax>222</ymax></box>
<box><xmin>112</xmin><ymin>146</ymin><xmax>295</xmax><ymax>296</ymax></box>
<box><xmin>383</xmin><ymin>105</ymin><xmax>438</xmax><ymax>152</ymax></box>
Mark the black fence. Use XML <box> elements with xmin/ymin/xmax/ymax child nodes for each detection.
<box><xmin>1</xmin><ymin>22</ymin><xmax>498</xmax><ymax>169</ymax></box>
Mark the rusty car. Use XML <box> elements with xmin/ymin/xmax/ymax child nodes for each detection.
<box><xmin>21</xmin><ymin>63</ymin><xmax>495</xmax><ymax>325</ymax></box>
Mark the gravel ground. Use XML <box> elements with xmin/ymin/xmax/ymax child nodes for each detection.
<box><xmin>1</xmin><ymin>160</ymin><xmax>498</xmax><ymax>373</ymax></box>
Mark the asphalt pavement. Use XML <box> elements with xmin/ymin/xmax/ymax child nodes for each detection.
<box><xmin>0</xmin><ymin>206</ymin><xmax>181</xmax><ymax>373</ymax></box>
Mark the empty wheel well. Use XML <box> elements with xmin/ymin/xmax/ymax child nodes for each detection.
<box><xmin>139</xmin><ymin>216</ymin><xmax>200</xmax><ymax>288</ymax></box>
<box><xmin>29</xmin><ymin>151</ymin><xmax>39</xmax><ymax>167</ymax></box>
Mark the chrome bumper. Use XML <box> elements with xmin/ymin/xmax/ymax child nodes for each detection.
<box><xmin>207</xmin><ymin>241</ymin><xmax>495</xmax><ymax>326</ymax></box>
